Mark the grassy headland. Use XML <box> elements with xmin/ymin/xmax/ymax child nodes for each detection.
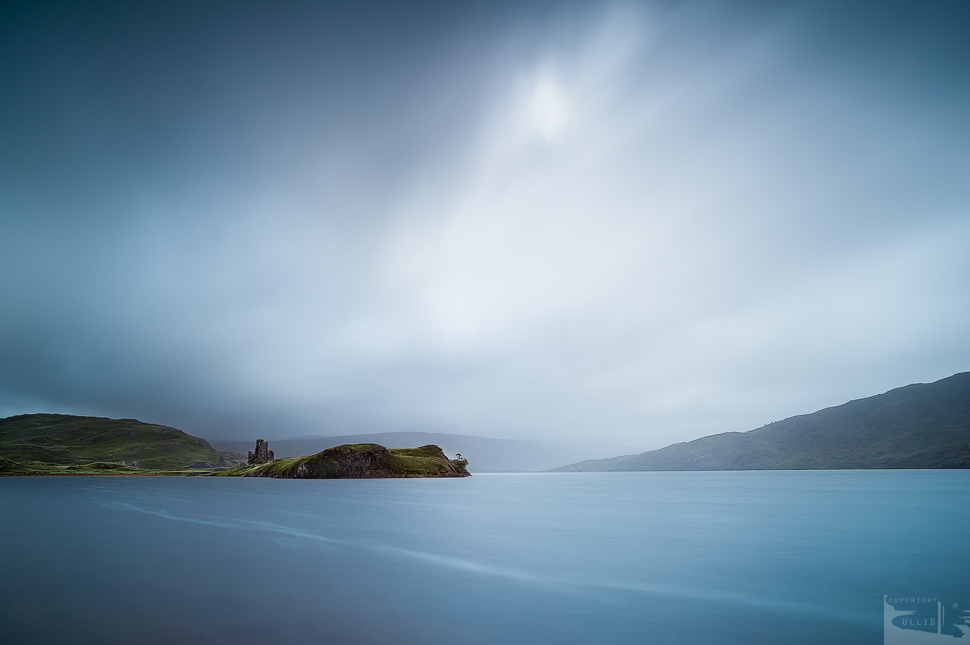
<box><xmin>0</xmin><ymin>415</ymin><xmax>468</xmax><ymax>478</ymax></box>
<box><xmin>223</xmin><ymin>443</ymin><xmax>471</xmax><ymax>478</ymax></box>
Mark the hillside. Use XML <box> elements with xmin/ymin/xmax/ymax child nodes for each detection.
<box><xmin>226</xmin><ymin>443</ymin><xmax>471</xmax><ymax>478</ymax></box>
<box><xmin>0</xmin><ymin>413</ymin><xmax>245</xmax><ymax>474</ymax></box>
<box><xmin>553</xmin><ymin>372</ymin><xmax>970</xmax><ymax>472</ymax></box>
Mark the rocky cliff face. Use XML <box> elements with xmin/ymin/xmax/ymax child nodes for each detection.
<box><xmin>241</xmin><ymin>443</ymin><xmax>470</xmax><ymax>479</ymax></box>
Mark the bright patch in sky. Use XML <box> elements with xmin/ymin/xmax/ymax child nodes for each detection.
<box><xmin>523</xmin><ymin>72</ymin><xmax>570</xmax><ymax>142</ymax></box>
<box><xmin>0</xmin><ymin>1</ymin><xmax>967</xmax><ymax>449</ymax></box>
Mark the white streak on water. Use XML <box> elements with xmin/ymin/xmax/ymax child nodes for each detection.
<box><xmin>97</xmin><ymin>501</ymin><xmax>346</xmax><ymax>546</ymax></box>
<box><xmin>98</xmin><ymin>498</ymin><xmax>867</xmax><ymax>625</ymax></box>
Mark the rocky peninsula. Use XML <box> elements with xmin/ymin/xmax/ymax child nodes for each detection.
<box><xmin>227</xmin><ymin>442</ymin><xmax>470</xmax><ymax>479</ymax></box>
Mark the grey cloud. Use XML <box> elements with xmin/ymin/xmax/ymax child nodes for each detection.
<box><xmin>1</xmin><ymin>1</ymin><xmax>968</xmax><ymax>448</ymax></box>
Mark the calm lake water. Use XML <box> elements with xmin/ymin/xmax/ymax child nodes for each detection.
<box><xmin>1</xmin><ymin>471</ymin><xmax>967</xmax><ymax>644</ymax></box>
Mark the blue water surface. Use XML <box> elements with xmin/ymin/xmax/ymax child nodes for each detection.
<box><xmin>1</xmin><ymin>471</ymin><xmax>967</xmax><ymax>644</ymax></box>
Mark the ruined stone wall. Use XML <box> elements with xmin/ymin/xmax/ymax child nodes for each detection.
<box><xmin>247</xmin><ymin>439</ymin><xmax>275</xmax><ymax>464</ymax></box>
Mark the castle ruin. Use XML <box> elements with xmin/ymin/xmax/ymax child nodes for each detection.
<box><xmin>248</xmin><ymin>439</ymin><xmax>275</xmax><ymax>465</ymax></box>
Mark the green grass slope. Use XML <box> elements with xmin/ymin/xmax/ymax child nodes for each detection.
<box><xmin>224</xmin><ymin>443</ymin><xmax>471</xmax><ymax>478</ymax></box>
<box><xmin>553</xmin><ymin>372</ymin><xmax>970</xmax><ymax>471</ymax></box>
<box><xmin>0</xmin><ymin>413</ymin><xmax>228</xmax><ymax>474</ymax></box>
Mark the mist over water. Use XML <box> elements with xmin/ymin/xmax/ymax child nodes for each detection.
<box><xmin>2</xmin><ymin>471</ymin><xmax>967</xmax><ymax>644</ymax></box>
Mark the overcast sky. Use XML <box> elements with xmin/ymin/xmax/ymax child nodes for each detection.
<box><xmin>1</xmin><ymin>0</ymin><xmax>968</xmax><ymax>449</ymax></box>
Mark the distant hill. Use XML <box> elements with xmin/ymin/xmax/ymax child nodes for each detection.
<box><xmin>0</xmin><ymin>413</ymin><xmax>245</xmax><ymax>474</ymax></box>
<box><xmin>213</xmin><ymin>433</ymin><xmax>629</xmax><ymax>472</ymax></box>
<box><xmin>553</xmin><ymin>372</ymin><xmax>970</xmax><ymax>471</ymax></box>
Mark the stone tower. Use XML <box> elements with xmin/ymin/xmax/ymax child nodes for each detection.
<box><xmin>247</xmin><ymin>439</ymin><xmax>275</xmax><ymax>465</ymax></box>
